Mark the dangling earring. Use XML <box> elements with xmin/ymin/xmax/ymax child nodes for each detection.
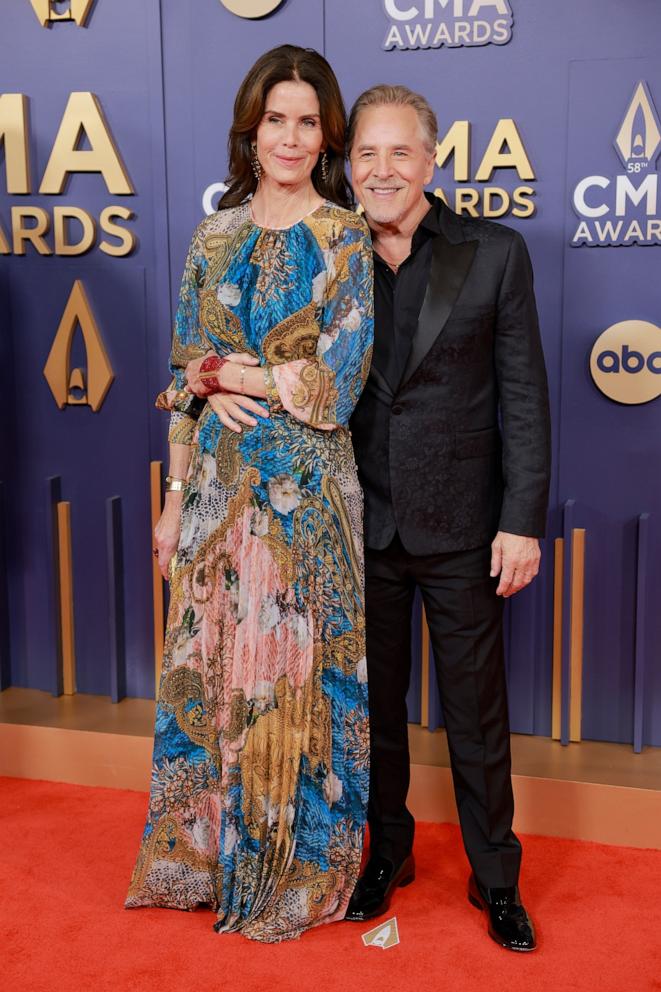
<box><xmin>251</xmin><ymin>144</ymin><xmax>262</xmax><ymax>182</ymax></box>
<box><xmin>320</xmin><ymin>151</ymin><xmax>329</xmax><ymax>181</ymax></box>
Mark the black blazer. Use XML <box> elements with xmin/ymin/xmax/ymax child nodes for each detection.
<box><xmin>350</xmin><ymin>199</ymin><xmax>551</xmax><ymax>555</ymax></box>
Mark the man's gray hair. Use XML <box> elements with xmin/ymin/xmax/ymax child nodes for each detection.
<box><xmin>347</xmin><ymin>84</ymin><xmax>438</xmax><ymax>156</ymax></box>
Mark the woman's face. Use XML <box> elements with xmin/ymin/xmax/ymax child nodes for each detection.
<box><xmin>254</xmin><ymin>80</ymin><xmax>325</xmax><ymax>190</ymax></box>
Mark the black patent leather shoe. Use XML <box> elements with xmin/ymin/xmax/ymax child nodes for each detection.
<box><xmin>468</xmin><ymin>874</ymin><xmax>536</xmax><ymax>952</ymax></box>
<box><xmin>345</xmin><ymin>854</ymin><xmax>415</xmax><ymax>922</ymax></box>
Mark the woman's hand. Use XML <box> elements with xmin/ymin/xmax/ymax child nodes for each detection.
<box><xmin>154</xmin><ymin>496</ymin><xmax>182</xmax><ymax>580</ymax></box>
<box><xmin>185</xmin><ymin>351</ymin><xmax>260</xmax><ymax>397</ymax></box>
<box><xmin>208</xmin><ymin>392</ymin><xmax>269</xmax><ymax>433</ymax></box>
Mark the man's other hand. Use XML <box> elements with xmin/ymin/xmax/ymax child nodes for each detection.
<box><xmin>490</xmin><ymin>532</ymin><xmax>541</xmax><ymax>597</ymax></box>
<box><xmin>207</xmin><ymin>392</ymin><xmax>269</xmax><ymax>433</ymax></box>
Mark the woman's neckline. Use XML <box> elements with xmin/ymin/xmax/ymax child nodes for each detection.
<box><xmin>248</xmin><ymin>198</ymin><xmax>328</xmax><ymax>232</ymax></box>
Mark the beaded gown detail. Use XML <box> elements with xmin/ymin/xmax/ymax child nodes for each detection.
<box><xmin>126</xmin><ymin>202</ymin><xmax>374</xmax><ymax>942</ymax></box>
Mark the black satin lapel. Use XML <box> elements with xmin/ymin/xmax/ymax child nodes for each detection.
<box><xmin>399</xmin><ymin>234</ymin><xmax>478</xmax><ymax>388</ymax></box>
<box><xmin>368</xmin><ymin>362</ymin><xmax>395</xmax><ymax>399</ymax></box>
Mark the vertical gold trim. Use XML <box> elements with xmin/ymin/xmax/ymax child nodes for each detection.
<box><xmin>569</xmin><ymin>529</ymin><xmax>586</xmax><ymax>743</ymax></box>
<box><xmin>420</xmin><ymin>606</ymin><xmax>430</xmax><ymax>728</ymax></box>
<box><xmin>150</xmin><ymin>461</ymin><xmax>164</xmax><ymax>694</ymax></box>
<box><xmin>56</xmin><ymin>502</ymin><xmax>76</xmax><ymax>695</ymax></box>
<box><xmin>551</xmin><ymin>538</ymin><xmax>564</xmax><ymax>741</ymax></box>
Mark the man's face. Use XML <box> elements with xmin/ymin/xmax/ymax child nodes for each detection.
<box><xmin>350</xmin><ymin>104</ymin><xmax>435</xmax><ymax>226</ymax></box>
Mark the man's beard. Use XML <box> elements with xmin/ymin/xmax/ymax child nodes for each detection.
<box><xmin>367</xmin><ymin>205</ymin><xmax>405</xmax><ymax>224</ymax></box>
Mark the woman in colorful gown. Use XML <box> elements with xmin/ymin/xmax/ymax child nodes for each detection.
<box><xmin>126</xmin><ymin>45</ymin><xmax>374</xmax><ymax>943</ymax></box>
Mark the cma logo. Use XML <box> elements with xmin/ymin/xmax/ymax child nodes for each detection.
<box><xmin>590</xmin><ymin>320</ymin><xmax>661</xmax><ymax>405</ymax></box>
<box><xmin>614</xmin><ymin>81</ymin><xmax>661</xmax><ymax>175</ymax></box>
<box><xmin>572</xmin><ymin>81</ymin><xmax>661</xmax><ymax>247</ymax></box>
<box><xmin>28</xmin><ymin>0</ymin><xmax>94</xmax><ymax>27</ymax></box>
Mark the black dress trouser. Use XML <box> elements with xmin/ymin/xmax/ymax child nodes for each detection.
<box><xmin>364</xmin><ymin>532</ymin><xmax>522</xmax><ymax>890</ymax></box>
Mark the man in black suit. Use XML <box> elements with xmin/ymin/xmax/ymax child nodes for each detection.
<box><xmin>344</xmin><ymin>86</ymin><xmax>551</xmax><ymax>952</ymax></box>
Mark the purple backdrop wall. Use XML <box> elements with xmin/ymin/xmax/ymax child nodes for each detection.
<box><xmin>1</xmin><ymin>0</ymin><xmax>659</xmax><ymax>746</ymax></box>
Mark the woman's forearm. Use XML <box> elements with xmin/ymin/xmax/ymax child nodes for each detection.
<box><xmin>168</xmin><ymin>442</ymin><xmax>193</xmax><ymax>480</ymax></box>
<box><xmin>161</xmin><ymin>442</ymin><xmax>192</xmax><ymax>519</ymax></box>
<box><xmin>219</xmin><ymin>363</ymin><xmax>267</xmax><ymax>399</ymax></box>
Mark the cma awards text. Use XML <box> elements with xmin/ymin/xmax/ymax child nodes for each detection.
<box><xmin>0</xmin><ymin>92</ymin><xmax>136</xmax><ymax>257</ymax></box>
<box><xmin>382</xmin><ymin>0</ymin><xmax>513</xmax><ymax>50</ymax></box>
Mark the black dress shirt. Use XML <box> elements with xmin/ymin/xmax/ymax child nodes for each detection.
<box><xmin>372</xmin><ymin>198</ymin><xmax>440</xmax><ymax>391</ymax></box>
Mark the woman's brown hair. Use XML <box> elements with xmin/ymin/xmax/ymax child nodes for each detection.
<box><xmin>219</xmin><ymin>45</ymin><xmax>352</xmax><ymax>210</ymax></box>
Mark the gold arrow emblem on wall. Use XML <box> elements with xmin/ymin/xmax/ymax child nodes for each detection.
<box><xmin>614</xmin><ymin>81</ymin><xmax>661</xmax><ymax>170</ymax></box>
<box><xmin>44</xmin><ymin>280</ymin><xmax>114</xmax><ymax>411</ymax></box>
<box><xmin>28</xmin><ymin>1</ymin><xmax>95</xmax><ymax>28</ymax></box>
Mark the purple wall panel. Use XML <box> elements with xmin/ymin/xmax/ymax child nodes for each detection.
<box><xmin>8</xmin><ymin>263</ymin><xmax>152</xmax><ymax>696</ymax></box>
<box><xmin>2</xmin><ymin>1</ymin><xmax>170</xmax><ymax>698</ymax></box>
<box><xmin>2</xmin><ymin>1</ymin><xmax>660</xmax><ymax>744</ymax></box>
<box><xmin>560</xmin><ymin>58</ymin><xmax>661</xmax><ymax>744</ymax></box>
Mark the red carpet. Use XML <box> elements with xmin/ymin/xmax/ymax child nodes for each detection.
<box><xmin>2</xmin><ymin>776</ymin><xmax>660</xmax><ymax>992</ymax></box>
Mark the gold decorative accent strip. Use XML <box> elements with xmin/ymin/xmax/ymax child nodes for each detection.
<box><xmin>569</xmin><ymin>529</ymin><xmax>586</xmax><ymax>743</ymax></box>
<box><xmin>551</xmin><ymin>537</ymin><xmax>564</xmax><ymax>741</ymax></box>
<box><xmin>56</xmin><ymin>501</ymin><xmax>76</xmax><ymax>695</ymax></box>
<box><xmin>420</xmin><ymin>606</ymin><xmax>430</xmax><ymax>728</ymax></box>
<box><xmin>150</xmin><ymin>461</ymin><xmax>164</xmax><ymax>694</ymax></box>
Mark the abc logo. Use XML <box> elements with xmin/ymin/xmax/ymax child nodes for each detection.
<box><xmin>590</xmin><ymin>320</ymin><xmax>661</xmax><ymax>404</ymax></box>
